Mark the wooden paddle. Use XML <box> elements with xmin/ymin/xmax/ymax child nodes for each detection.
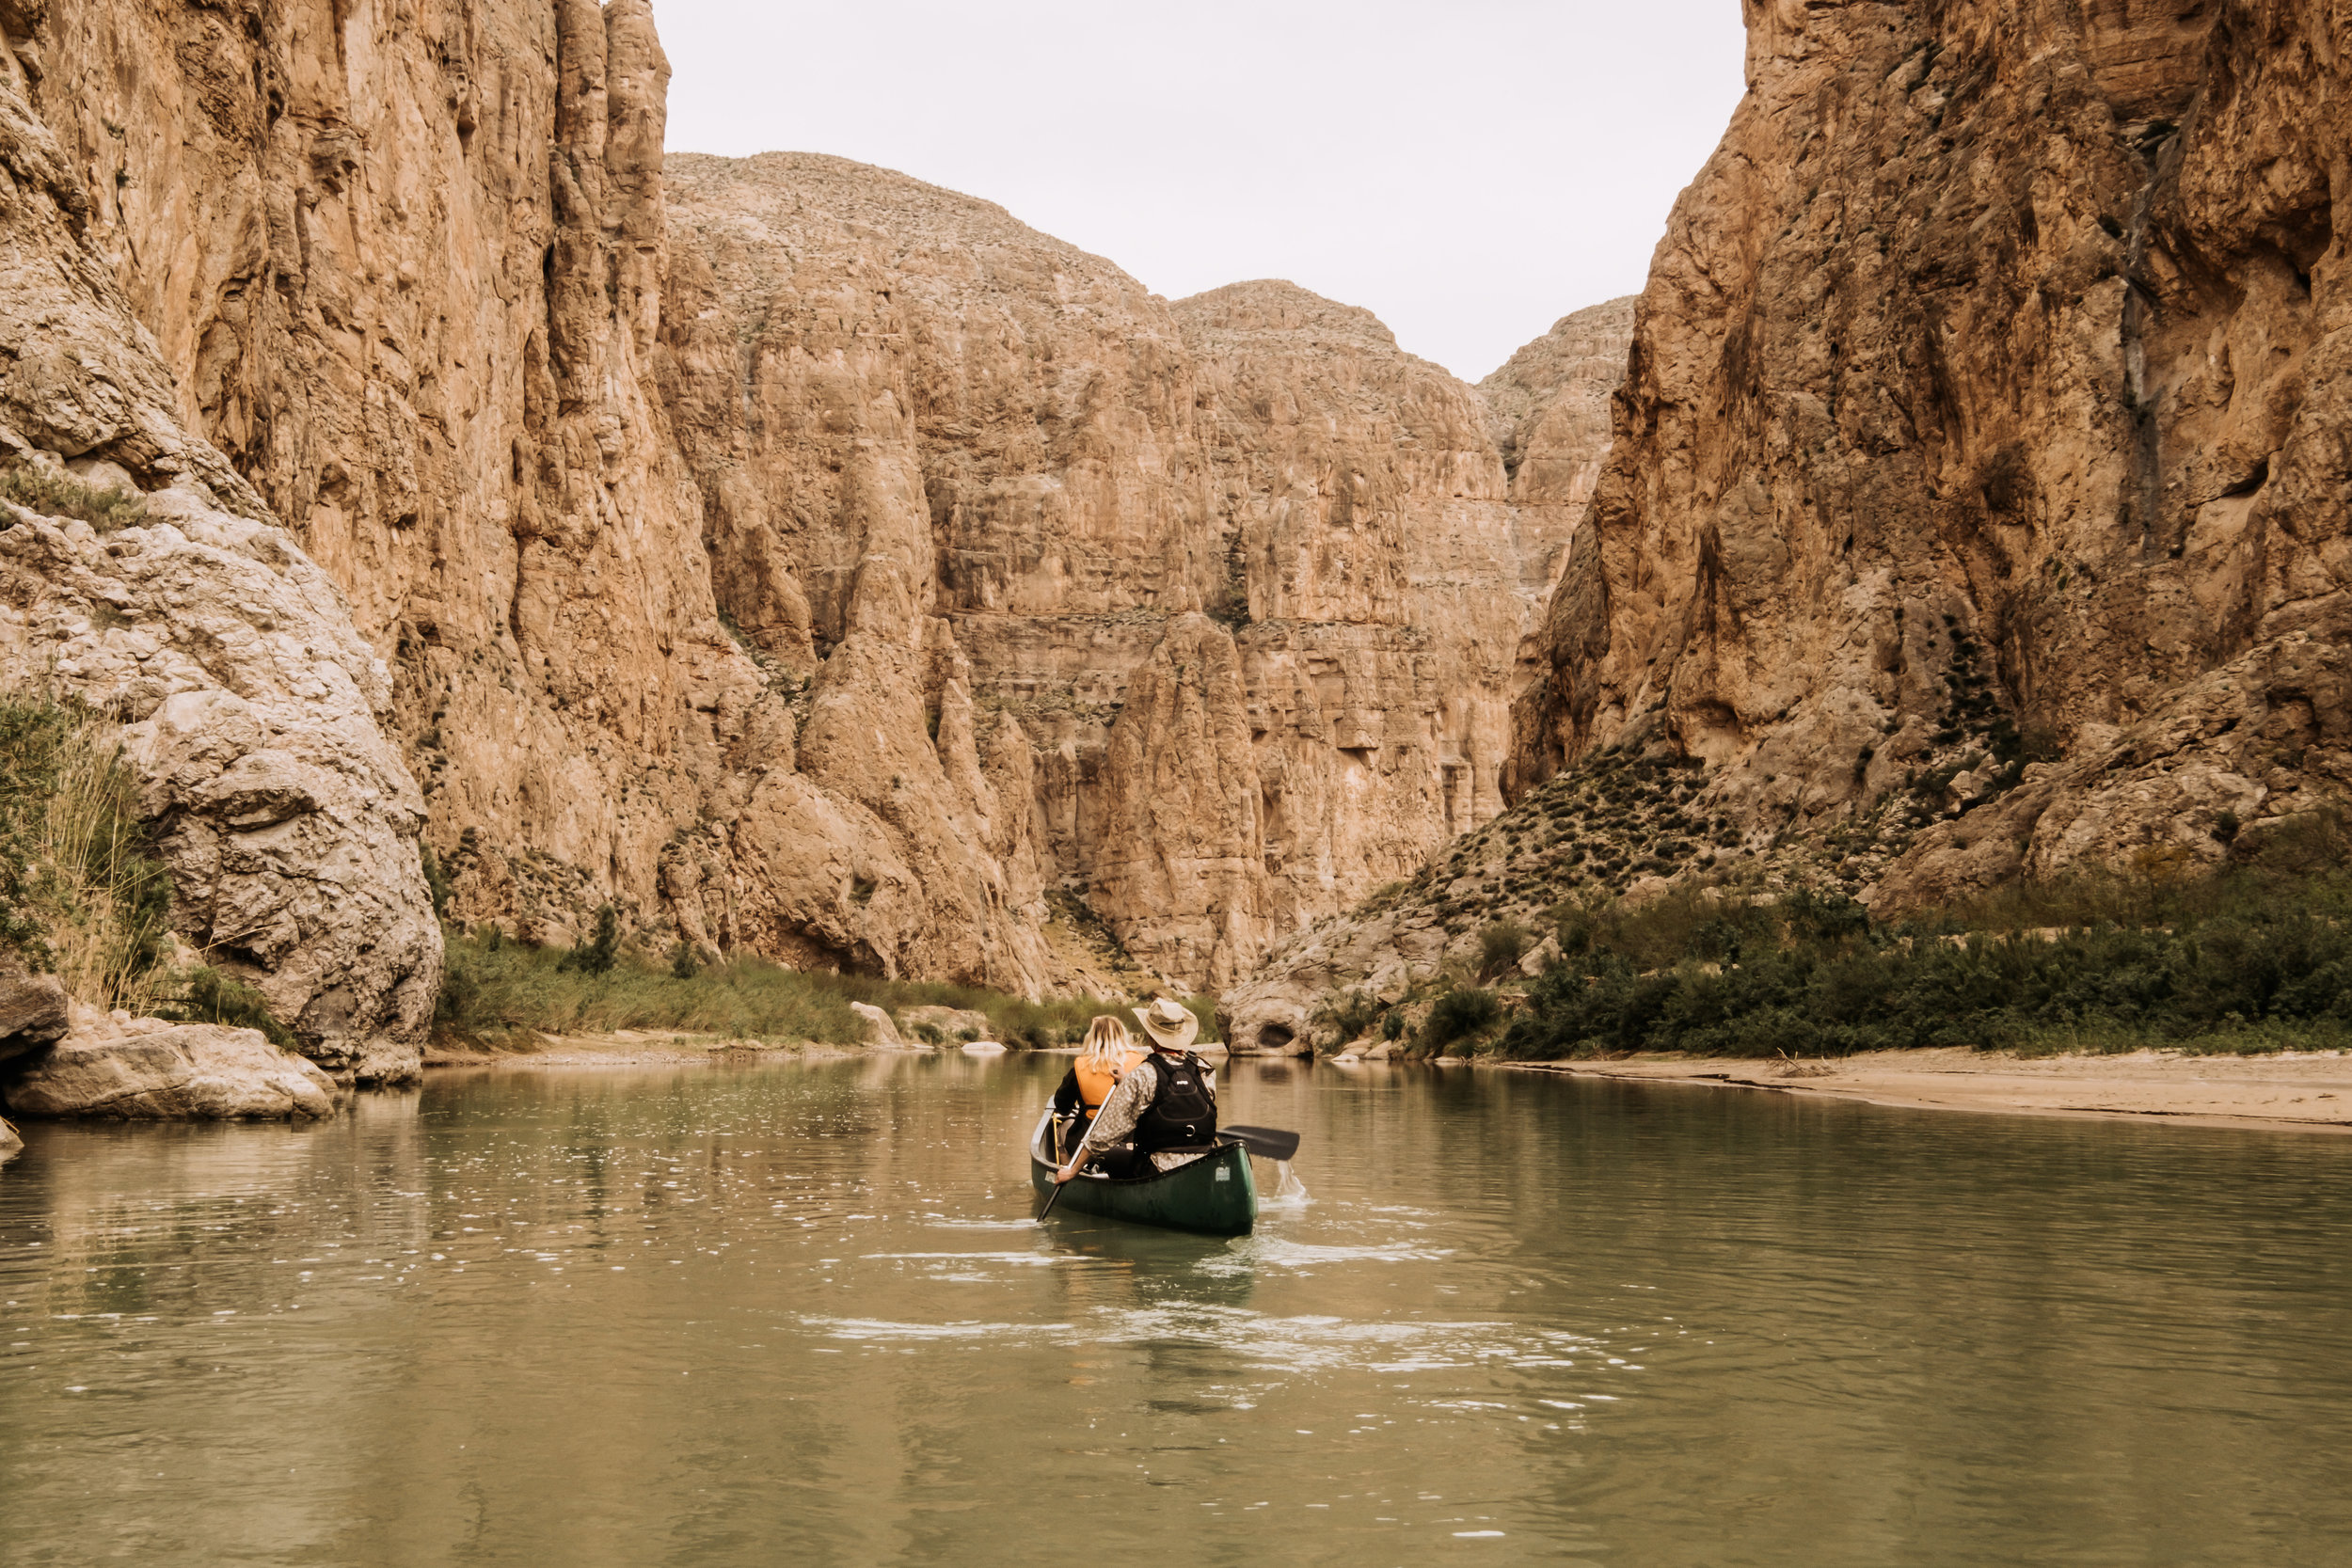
<box><xmin>1040</xmin><ymin>1114</ymin><xmax>1095</xmax><ymax>1221</ymax></box>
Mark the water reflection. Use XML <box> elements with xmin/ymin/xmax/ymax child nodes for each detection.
<box><xmin>1</xmin><ymin>1054</ymin><xmax>2348</xmax><ymax>1567</ymax></box>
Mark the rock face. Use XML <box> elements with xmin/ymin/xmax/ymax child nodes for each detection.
<box><xmin>0</xmin><ymin>971</ymin><xmax>70</xmax><ymax>1062</ymax></box>
<box><xmin>2</xmin><ymin>1006</ymin><xmax>337</xmax><ymax>1120</ymax></box>
<box><xmin>1508</xmin><ymin>0</ymin><xmax>2352</xmax><ymax>900</ymax></box>
<box><xmin>1176</xmin><ymin>283</ymin><xmax>1544</xmax><ymax>965</ymax></box>
<box><xmin>17</xmin><ymin>0</ymin><xmax>783</xmax><ymax>960</ymax></box>
<box><xmin>660</xmin><ymin>153</ymin><xmax>1624</xmax><ymax>990</ymax></box>
<box><xmin>1479</xmin><ymin>297</ymin><xmax>1639</xmax><ymax>621</ymax></box>
<box><xmin>6</xmin><ymin>3</ymin><xmax>1638</xmax><ymax>1002</ymax></box>
<box><xmin>0</xmin><ymin>39</ymin><xmax>438</xmax><ymax>1081</ymax></box>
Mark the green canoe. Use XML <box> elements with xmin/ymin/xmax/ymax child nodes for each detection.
<box><xmin>1029</xmin><ymin>1109</ymin><xmax>1258</xmax><ymax>1236</ymax></box>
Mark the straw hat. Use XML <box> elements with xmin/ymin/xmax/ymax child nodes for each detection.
<box><xmin>1132</xmin><ymin>996</ymin><xmax>1200</xmax><ymax>1053</ymax></box>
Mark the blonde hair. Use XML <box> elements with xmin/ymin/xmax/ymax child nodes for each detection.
<box><xmin>1079</xmin><ymin>1015</ymin><xmax>1136</xmax><ymax>1072</ymax></box>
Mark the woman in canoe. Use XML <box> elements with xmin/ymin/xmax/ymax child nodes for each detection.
<box><xmin>1049</xmin><ymin>1015</ymin><xmax>1144</xmax><ymax>1162</ymax></box>
<box><xmin>1052</xmin><ymin>998</ymin><xmax>1218</xmax><ymax>1183</ymax></box>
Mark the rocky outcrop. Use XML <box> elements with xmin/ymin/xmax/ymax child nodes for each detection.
<box><xmin>897</xmin><ymin>1005</ymin><xmax>990</xmax><ymax>1044</ymax></box>
<box><xmin>5</xmin><ymin>3</ymin><xmax>1635</xmax><ymax>1002</ymax></box>
<box><xmin>1175</xmin><ymin>283</ymin><xmax>1542</xmax><ymax>967</ymax></box>
<box><xmin>0</xmin><ymin>38</ymin><xmax>438</xmax><ymax>1081</ymax></box>
<box><xmin>0</xmin><ymin>971</ymin><xmax>69</xmax><ymax>1062</ymax></box>
<box><xmin>1479</xmin><ymin>297</ymin><xmax>1639</xmax><ymax>620</ymax></box>
<box><xmin>1507</xmin><ymin>0</ymin><xmax>2351</xmax><ymax>903</ymax></box>
<box><xmin>1</xmin><ymin>505</ymin><xmax>441</xmax><ymax>1080</ymax></box>
<box><xmin>3</xmin><ymin>1005</ymin><xmax>336</xmax><ymax>1119</ymax></box>
<box><xmin>658</xmin><ymin>153</ymin><xmax>1613</xmax><ymax>990</ymax></box>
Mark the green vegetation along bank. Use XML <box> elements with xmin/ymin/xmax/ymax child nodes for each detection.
<box><xmin>432</xmin><ymin>922</ymin><xmax>1219</xmax><ymax>1053</ymax></box>
<box><xmin>1320</xmin><ymin>809</ymin><xmax>2352</xmax><ymax>1062</ymax></box>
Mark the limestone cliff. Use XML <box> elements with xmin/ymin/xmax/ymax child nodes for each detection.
<box><xmin>1478</xmin><ymin>296</ymin><xmax>1638</xmax><ymax>622</ymax></box>
<box><xmin>0</xmin><ymin>37</ymin><xmax>437</xmax><ymax>1081</ymax></box>
<box><xmin>659</xmin><ymin>155</ymin><xmax>1606</xmax><ymax>990</ymax></box>
<box><xmin>1224</xmin><ymin>0</ymin><xmax>2352</xmax><ymax>1052</ymax></box>
<box><xmin>1511</xmin><ymin>0</ymin><xmax>2350</xmax><ymax>903</ymax></box>
<box><xmin>5</xmin><ymin>1</ymin><xmax>1633</xmax><ymax>1003</ymax></box>
<box><xmin>1175</xmin><ymin>282</ymin><xmax>1533</xmax><ymax>945</ymax></box>
<box><xmin>19</xmin><ymin>0</ymin><xmax>787</xmax><ymax>954</ymax></box>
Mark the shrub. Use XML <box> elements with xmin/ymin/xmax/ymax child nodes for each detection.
<box><xmin>164</xmin><ymin>965</ymin><xmax>299</xmax><ymax>1052</ymax></box>
<box><xmin>0</xmin><ymin>466</ymin><xmax>151</xmax><ymax>531</ymax></box>
<box><xmin>420</xmin><ymin>846</ymin><xmax>454</xmax><ymax>921</ymax></box>
<box><xmin>557</xmin><ymin>904</ymin><xmax>621</xmax><ymax>975</ymax></box>
<box><xmin>1498</xmin><ymin>830</ymin><xmax>2352</xmax><ymax>1061</ymax></box>
<box><xmin>1316</xmin><ymin>988</ymin><xmax>1383</xmax><ymax>1041</ymax></box>
<box><xmin>1422</xmin><ymin>986</ymin><xmax>1502</xmax><ymax>1049</ymax></box>
<box><xmin>1477</xmin><ymin>919</ymin><xmax>1532</xmax><ymax>979</ymax></box>
<box><xmin>668</xmin><ymin>938</ymin><xmax>701</xmax><ymax>981</ymax></box>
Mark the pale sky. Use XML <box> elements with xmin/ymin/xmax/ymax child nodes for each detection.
<box><xmin>656</xmin><ymin>2</ymin><xmax>1749</xmax><ymax>382</ymax></box>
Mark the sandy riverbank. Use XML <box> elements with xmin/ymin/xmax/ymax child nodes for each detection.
<box><xmin>424</xmin><ymin>1030</ymin><xmax>870</xmax><ymax>1068</ymax></box>
<box><xmin>1500</xmin><ymin>1048</ymin><xmax>2352</xmax><ymax>1134</ymax></box>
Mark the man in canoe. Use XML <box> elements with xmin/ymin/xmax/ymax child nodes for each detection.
<box><xmin>1050</xmin><ymin>997</ymin><xmax>1219</xmax><ymax>1183</ymax></box>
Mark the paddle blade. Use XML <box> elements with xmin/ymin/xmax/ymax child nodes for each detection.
<box><xmin>1224</xmin><ymin>1124</ymin><xmax>1302</xmax><ymax>1162</ymax></box>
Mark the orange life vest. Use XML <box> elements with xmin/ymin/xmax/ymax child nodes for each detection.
<box><xmin>1073</xmin><ymin>1050</ymin><xmax>1145</xmax><ymax>1118</ymax></box>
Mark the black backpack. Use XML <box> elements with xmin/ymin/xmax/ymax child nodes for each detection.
<box><xmin>1132</xmin><ymin>1052</ymin><xmax>1217</xmax><ymax>1152</ymax></box>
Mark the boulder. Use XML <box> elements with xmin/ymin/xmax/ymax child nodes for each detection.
<box><xmin>848</xmin><ymin>1002</ymin><xmax>908</xmax><ymax>1049</ymax></box>
<box><xmin>898</xmin><ymin>1005</ymin><xmax>992</xmax><ymax>1044</ymax></box>
<box><xmin>1518</xmin><ymin>934</ymin><xmax>1563</xmax><ymax>978</ymax></box>
<box><xmin>0</xmin><ymin>1114</ymin><xmax>21</xmax><ymax>1162</ymax></box>
<box><xmin>1</xmin><ymin>1009</ymin><xmax>337</xmax><ymax>1120</ymax></box>
<box><xmin>0</xmin><ymin>971</ymin><xmax>70</xmax><ymax>1063</ymax></box>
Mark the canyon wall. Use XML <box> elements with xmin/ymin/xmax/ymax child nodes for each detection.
<box><xmin>5</xmin><ymin>3</ymin><xmax>1632</xmax><ymax>999</ymax></box>
<box><xmin>1479</xmin><ymin>296</ymin><xmax>1640</xmax><ymax>620</ymax></box>
<box><xmin>659</xmin><ymin>154</ymin><xmax>1629</xmax><ymax>990</ymax></box>
<box><xmin>1511</xmin><ymin>0</ymin><xmax>2349</xmax><ymax>900</ymax></box>
<box><xmin>1224</xmin><ymin>0</ymin><xmax>2351</xmax><ymax>1050</ymax></box>
<box><xmin>21</xmin><ymin>0</ymin><xmax>775</xmax><ymax>954</ymax></box>
<box><xmin>0</xmin><ymin>30</ymin><xmax>436</xmax><ymax>1080</ymax></box>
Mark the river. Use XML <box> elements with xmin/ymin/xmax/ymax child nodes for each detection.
<box><xmin>3</xmin><ymin>1053</ymin><xmax>2347</xmax><ymax>1565</ymax></box>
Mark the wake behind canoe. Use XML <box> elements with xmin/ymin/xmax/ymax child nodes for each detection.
<box><xmin>1029</xmin><ymin>1109</ymin><xmax>1258</xmax><ymax>1236</ymax></box>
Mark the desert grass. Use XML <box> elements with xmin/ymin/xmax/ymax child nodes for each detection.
<box><xmin>0</xmin><ymin>466</ymin><xmax>150</xmax><ymax>531</ymax></box>
<box><xmin>0</xmin><ymin>692</ymin><xmax>174</xmax><ymax>1013</ymax></box>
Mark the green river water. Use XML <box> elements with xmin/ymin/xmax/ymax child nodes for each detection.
<box><xmin>2</xmin><ymin>1053</ymin><xmax>2348</xmax><ymax>1566</ymax></box>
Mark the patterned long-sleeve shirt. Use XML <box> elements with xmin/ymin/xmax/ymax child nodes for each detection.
<box><xmin>1073</xmin><ymin>1053</ymin><xmax>1216</xmax><ymax>1173</ymax></box>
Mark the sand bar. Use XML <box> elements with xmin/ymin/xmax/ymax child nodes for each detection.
<box><xmin>1503</xmin><ymin>1047</ymin><xmax>2352</xmax><ymax>1134</ymax></box>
